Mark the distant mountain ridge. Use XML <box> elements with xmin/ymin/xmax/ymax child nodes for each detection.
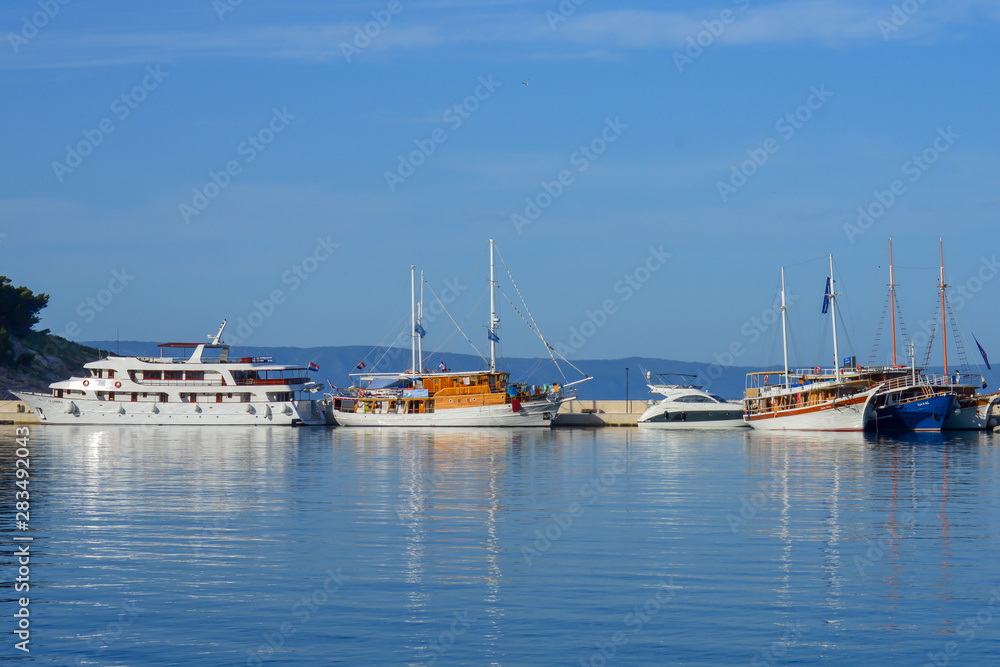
<box><xmin>83</xmin><ymin>340</ymin><xmax>767</xmax><ymax>401</ymax></box>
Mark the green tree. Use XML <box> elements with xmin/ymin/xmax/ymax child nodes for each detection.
<box><xmin>0</xmin><ymin>276</ymin><xmax>49</xmax><ymax>337</ymax></box>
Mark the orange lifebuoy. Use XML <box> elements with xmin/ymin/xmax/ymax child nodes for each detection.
<box><xmin>764</xmin><ymin>374</ymin><xmax>769</xmax><ymax>383</ymax></box>
<box><xmin>82</xmin><ymin>380</ymin><xmax>89</xmax><ymax>387</ymax></box>
<box><xmin>814</xmin><ymin>366</ymin><xmax>821</xmax><ymax>375</ymax></box>
<box><xmin>115</xmin><ymin>381</ymin><xmax>122</xmax><ymax>388</ymax></box>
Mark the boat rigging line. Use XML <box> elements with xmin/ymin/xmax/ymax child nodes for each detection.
<box><xmin>423</xmin><ymin>280</ymin><xmax>489</xmax><ymax>366</ymax></box>
<box><xmin>493</xmin><ymin>244</ymin><xmax>588</xmax><ymax>382</ymax></box>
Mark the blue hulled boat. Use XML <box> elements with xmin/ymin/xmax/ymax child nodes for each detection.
<box><xmin>867</xmin><ymin>386</ymin><xmax>956</xmax><ymax>432</ymax></box>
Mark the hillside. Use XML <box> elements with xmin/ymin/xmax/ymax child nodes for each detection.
<box><xmin>0</xmin><ymin>331</ymin><xmax>100</xmax><ymax>399</ymax></box>
<box><xmin>84</xmin><ymin>340</ymin><xmax>768</xmax><ymax>401</ymax></box>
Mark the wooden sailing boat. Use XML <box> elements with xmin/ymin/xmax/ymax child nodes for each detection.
<box><xmin>866</xmin><ymin>237</ymin><xmax>956</xmax><ymax>432</ymax></box>
<box><xmin>743</xmin><ymin>257</ymin><xmax>880</xmax><ymax>431</ymax></box>
<box><xmin>931</xmin><ymin>238</ymin><xmax>1000</xmax><ymax>429</ymax></box>
<box><xmin>322</xmin><ymin>240</ymin><xmax>589</xmax><ymax>427</ymax></box>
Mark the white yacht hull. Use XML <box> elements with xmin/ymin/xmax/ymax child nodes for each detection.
<box><xmin>14</xmin><ymin>392</ymin><xmax>324</xmax><ymax>426</ymax></box>
<box><xmin>637</xmin><ymin>404</ymin><xmax>748</xmax><ymax>429</ymax></box>
<box><xmin>325</xmin><ymin>398</ymin><xmax>559</xmax><ymax>427</ymax></box>
<box><xmin>638</xmin><ymin>418</ymin><xmax>748</xmax><ymax>429</ymax></box>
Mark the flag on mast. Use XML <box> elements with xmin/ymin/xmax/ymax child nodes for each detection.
<box><xmin>487</xmin><ymin>328</ymin><xmax>500</xmax><ymax>343</ymax></box>
<box><xmin>973</xmin><ymin>333</ymin><xmax>991</xmax><ymax>370</ymax></box>
<box><xmin>414</xmin><ymin>323</ymin><xmax>426</xmax><ymax>338</ymax></box>
<box><xmin>821</xmin><ymin>278</ymin><xmax>832</xmax><ymax>314</ymax></box>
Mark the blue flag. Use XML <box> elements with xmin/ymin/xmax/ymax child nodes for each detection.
<box><xmin>821</xmin><ymin>277</ymin><xmax>832</xmax><ymax>314</ymax></box>
<box><xmin>487</xmin><ymin>328</ymin><xmax>500</xmax><ymax>343</ymax></box>
<box><xmin>414</xmin><ymin>323</ymin><xmax>426</xmax><ymax>338</ymax></box>
<box><xmin>973</xmin><ymin>333</ymin><xmax>991</xmax><ymax>370</ymax></box>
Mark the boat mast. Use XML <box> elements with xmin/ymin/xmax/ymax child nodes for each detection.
<box><xmin>418</xmin><ymin>270</ymin><xmax>424</xmax><ymax>373</ymax></box>
<box><xmin>829</xmin><ymin>255</ymin><xmax>841</xmax><ymax>382</ymax></box>
<box><xmin>489</xmin><ymin>238</ymin><xmax>498</xmax><ymax>372</ymax></box>
<box><xmin>939</xmin><ymin>237</ymin><xmax>949</xmax><ymax>377</ymax></box>
<box><xmin>411</xmin><ymin>265</ymin><xmax>417</xmax><ymax>374</ymax></box>
<box><xmin>889</xmin><ymin>236</ymin><xmax>897</xmax><ymax>366</ymax></box>
<box><xmin>780</xmin><ymin>267</ymin><xmax>789</xmax><ymax>389</ymax></box>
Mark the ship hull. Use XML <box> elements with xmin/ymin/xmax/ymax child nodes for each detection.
<box><xmin>868</xmin><ymin>394</ymin><xmax>954</xmax><ymax>432</ymax></box>
<box><xmin>14</xmin><ymin>392</ymin><xmax>324</xmax><ymax>426</ymax></box>
<box><xmin>325</xmin><ymin>398</ymin><xmax>559</xmax><ymax>427</ymax></box>
<box><xmin>942</xmin><ymin>395</ymin><xmax>1000</xmax><ymax>430</ymax></box>
<box><xmin>638</xmin><ymin>405</ymin><xmax>748</xmax><ymax>429</ymax></box>
<box><xmin>744</xmin><ymin>390</ymin><xmax>876</xmax><ymax>432</ymax></box>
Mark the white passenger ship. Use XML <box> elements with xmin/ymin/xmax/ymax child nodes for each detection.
<box><xmin>14</xmin><ymin>321</ymin><xmax>324</xmax><ymax>426</ymax></box>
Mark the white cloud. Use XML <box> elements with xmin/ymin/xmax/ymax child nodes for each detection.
<box><xmin>1</xmin><ymin>0</ymin><xmax>998</xmax><ymax>70</ymax></box>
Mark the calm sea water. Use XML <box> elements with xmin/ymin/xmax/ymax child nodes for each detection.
<box><xmin>2</xmin><ymin>425</ymin><xmax>1000</xmax><ymax>666</ymax></box>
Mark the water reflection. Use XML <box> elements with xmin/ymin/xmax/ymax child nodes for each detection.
<box><xmin>8</xmin><ymin>425</ymin><xmax>1000</xmax><ymax>665</ymax></box>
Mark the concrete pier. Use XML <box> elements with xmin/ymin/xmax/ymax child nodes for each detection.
<box><xmin>554</xmin><ymin>399</ymin><xmax>645</xmax><ymax>427</ymax></box>
<box><xmin>0</xmin><ymin>400</ymin><xmax>39</xmax><ymax>425</ymax></box>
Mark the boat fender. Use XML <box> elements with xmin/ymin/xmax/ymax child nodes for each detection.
<box><xmin>264</xmin><ymin>404</ymin><xmax>272</xmax><ymax>418</ymax></box>
<box><xmin>511</xmin><ymin>398</ymin><xmax>521</xmax><ymax>412</ymax></box>
<box><xmin>814</xmin><ymin>366</ymin><xmax>821</xmax><ymax>375</ymax></box>
<box><xmin>115</xmin><ymin>381</ymin><xmax>122</xmax><ymax>388</ymax></box>
<box><xmin>151</xmin><ymin>405</ymin><xmax>158</xmax><ymax>414</ymax></box>
<box><xmin>118</xmin><ymin>406</ymin><xmax>125</xmax><ymax>415</ymax></box>
<box><xmin>246</xmin><ymin>405</ymin><xmax>255</xmax><ymax>414</ymax></box>
<box><xmin>194</xmin><ymin>405</ymin><xmax>202</xmax><ymax>413</ymax></box>
<box><xmin>83</xmin><ymin>380</ymin><xmax>89</xmax><ymax>387</ymax></box>
<box><xmin>283</xmin><ymin>404</ymin><xmax>293</xmax><ymax>415</ymax></box>
<box><xmin>64</xmin><ymin>401</ymin><xmax>76</xmax><ymax>414</ymax></box>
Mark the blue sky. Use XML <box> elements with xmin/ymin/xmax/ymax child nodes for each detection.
<box><xmin>2</xmin><ymin>0</ymin><xmax>999</xmax><ymax>373</ymax></box>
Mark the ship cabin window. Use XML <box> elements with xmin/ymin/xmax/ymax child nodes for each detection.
<box><xmin>217</xmin><ymin>393</ymin><xmax>223</xmax><ymax>403</ymax></box>
<box><xmin>54</xmin><ymin>389</ymin><xmax>63</xmax><ymax>398</ymax></box>
<box><xmin>228</xmin><ymin>393</ymin><xmax>233</xmax><ymax>399</ymax></box>
<box><xmin>142</xmin><ymin>393</ymin><xmax>148</xmax><ymax>398</ymax></box>
<box><xmin>159</xmin><ymin>393</ymin><xmax>168</xmax><ymax>403</ymax></box>
<box><xmin>190</xmin><ymin>393</ymin><xmax>197</xmax><ymax>403</ymax></box>
<box><xmin>186</xmin><ymin>371</ymin><xmax>205</xmax><ymax>381</ymax></box>
<box><xmin>108</xmin><ymin>369</ymin><xmax>115</xmax><ymax>379</ymax></box>
<box><xmin>675</xmin><ymin>395</ymin><xmax>717</xmax><ymax>404</ymax></box>
<box><xmin>131</xmin><ymin>392</ymin><xmax>138</xmax><ymax>402</ymax></box>
<box><xmin>17</xmin><ymin>404</ymin><xmax>25</xmax><ymax>413</ymax></box>
<box><xmin>108</xmin><ymin>392</ymin><xmax>115</xmax><ymax>401</ymax></box>
<box><xmin>164</xmin><ymin>371</ymin><xmax>183</xmax><ymax>381</ymax></box>
<box><xmin>93</xmin><ymin>369</ymin><xmax>102</xmax><ymax>378</ymax></box>
<box><xmin>144</xmin><ymin>371</ymin><xmax>162</xmax><ymax>380</ymax></box>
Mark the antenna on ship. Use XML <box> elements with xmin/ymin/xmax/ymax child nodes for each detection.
<box><xmin>411</xmin><ymin>265</ymin><xmax>417</xmax><ymax>374</ymax></box>
<box><xmin>939</xmin><ymin>237</ymin><xmax>949</xmax><ymax>377</ymax></box>
<box><xmin>828</xmin><ymin>255</ymin><xmax>841</xmax><ymax>382</ymax></box>
<box><xmin>780</xmin><ymin>267</ymin><xmax>789</xmax><ymax>390</ymax></box>
<box><xmin>418</xmin><ymin>270</ymin><xmax>424</xmax><ymax>373</ymax></box>
<box><xmin>489</xmin><ymin>238</ymin><xmax>498</xmax><ymax>373</ymax></box>
<box><xmin>210</xmin><ymin>319</ymin><xmax>227</xmax><ymax>345</ymax></box>
<box><xmin>889</xmin><ymin>237</ymin><xmax>898</xmax><ymax>367</ymax></box>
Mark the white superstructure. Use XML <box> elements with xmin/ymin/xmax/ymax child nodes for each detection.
<box><xmin>14</xmin><ymin>321</ymin><xmax>324</xmax><ymax>426</ymax></box>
